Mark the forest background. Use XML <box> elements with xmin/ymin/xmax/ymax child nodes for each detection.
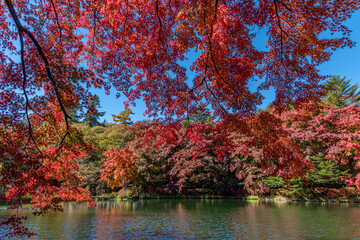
<box><xmin>72</xmin><ymin>75</ymin><xmax>360</xmax><ymax>200</ymax></box>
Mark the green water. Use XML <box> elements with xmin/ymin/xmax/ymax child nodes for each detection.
<box><xmin>1</xmin><ymin>199</ymin><xmax>360</xmax><ymax>239</ymax></box>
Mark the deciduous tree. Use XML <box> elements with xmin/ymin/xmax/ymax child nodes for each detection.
<box><xmin>282</xmin><ymin>102</ymin><xmax>360</xmax><ymax>193</ymax></box>
<box><xmin>100</xmin><ymin>148</ymin><xmax>139</xmax><ymax>191</ymax></box>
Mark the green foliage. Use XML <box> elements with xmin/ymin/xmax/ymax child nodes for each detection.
<box><xmin>74</xmin><ymin>124</ymin><xmax>133</xmax><ymax>150</ymax></box>
<box><xmin>189</xmin><ymin>110</ymin><xmax>212</xmax><ymax>123</ymax></box>
<box><xmin>68</xmin><ymin>94</ymin><xmax>106</xmax><ymax>126</ymax></box>
<box><xmin>73</xmin><ymin>123</ymin><xmax>134</xmax><ymax>195</ymax></box>
<box><xmin>135</xmin><ymin>151</ymin><xmax>170</xmax><ymax>194</ymax></box>
<box><xmin>266</xmin><ymin>154</ymin><xmax>348</xmax><ymax>198</ymax></box>
<box><xmin>262</xmin><ymin>176</ymin><xmax>285</xmax><ymax>189</ymax></box>
<box><xmin>322</xmin><ymin>75</ymin><xmax>360</xmax><ymax>108</ymax></box>
<box><xmin>73</xmin><ymin>97</ymin><xmax>359</xmax><ymax>199</ymax></box>
<box><xmin>306</xmin><ymin>155</ymin><xmax>346</xmax><ymax>189</ymax></box>
<box><xmin>182</xmin><ymin>104</ymin><xmax>212</xmax><ymax>126</ymax></box>
<box><xmin>83</xmin><ymin>95</ymin><xmax>106</xmax><ymax>127</ymax></box>
<box><xmin>110</xmin><ymin>108</ymin><xmax>134</xmax><ymax>126</ymax></box>
<box><xmin>246</xmin><ymin>195</ymin><xmax>260</xmax><ymax>200</ymax></box>
<box><xmin>76</xmin><ymin>150</ymin><xmax>107</xmax><ymax>196</ymax></box>
<box><xmin>68</xmin><ymin>105</ymin><xmax>85</xmax><ymax>124</ymax></box>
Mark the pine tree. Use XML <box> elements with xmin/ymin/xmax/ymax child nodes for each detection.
<box><xmin>110</xmin><ymin>108</ymin><xmax>134</xmax><ymax>126</ymax></box>
<box><xmin>322</xmin><ymin>76</ymin><xmax>360</xmax><ymax>108</ymax></box>
<box><xmin>83</xmin><ymin>95</ymin><xmax>106</xmax><ymax>127</ymax></box>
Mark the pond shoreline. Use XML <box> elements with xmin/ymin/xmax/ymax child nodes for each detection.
<box><xmin>1</xmin><ymin>195</ymin><xmax>359</xmax><ymax>207</ymax></box>
<box><xmin>92</xmin><ymin>195</ymin><xmax>360</xmax><ymax>203</ymax></box>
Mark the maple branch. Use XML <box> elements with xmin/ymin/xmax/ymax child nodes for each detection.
<box><xmin>155</xmin><ymin>0</ymin><xmax>162</xmax><ymax>43</ymax></box>
<box><xmin>212</xmin><ymin>0</ymin><xmax>219</xmax><ymax>35</ymax></box>
<box><xmin>276</xmin><ymin>15</ymin><xmax>312</xmax><ymax>47</ymax></box>
<box><xmin>273</xmin><ymin>0</ymin><xmax>285</xmax><ymax>61</ymax></box>
<box><xmin>89</xmin><ymin>10</ymin><xmax>97</xmax><ymax>64</ymax></box>
<box><xmin>205</xmin><ymin>0</ymin><xmax>257</xmax><ymax>115</ymax></box>
<box><xmin>205</xmin><ymin>1</ymin><xmax>255</xmax><ymax>113</ymax></box>
<box><xmin>207</xmin><ymin>44</ymin><xmax>282</xmax><ymax>136</ymax></box>
<box><xmin>4</xmin><ymin>112</ymin><xmax>23</xmax><ymax>131</ymax></box>
<box><xmin>21</xmin><ymin>28</ymin><xmax>70</xmax><ymax>121</ymax></box>
<box><xmin>278</xmin><ymin>0</ymin><xmax>292</xmax><ymax>12</ymax></box>
<box><xmin>49</xmin><ymin>0</ymin><xmax>63</xmax><ymax>45</ymax></box>
<box><xmin>5</xmin><ymin>0</ymin><xmax>43</xmax><ymax>155</ymax></box>
<box><xmin>89</xmin><ymin>2</ymin><xmax>106</xmax><ymax>60</ymax></box>
<box><xmin>202</xmin><ymin>0</ymin><xmax>297</xmax><ymax>152</ymax></box>
<box><xmin>273</xmin><ymin>0</ymin><xmax>303</xmax><ymax>96</ymax></box>
<box><xmin>188</xmin><ymin>77</ymin><xmax>205</xmax><ymax>95</ymax></box>
<box><xmin>272</xmin><ymin>1</ymin><xmax>299</xmax><ymax>52</ymax></box>
<box><xmin>4</xmin><ymin>0</ymin><xmax>22</xmax><ymax>31</ymax></box>
<box><xmin>58</xmin><ymin>131</ymin><xmax>70</xmax><ymax>150</ymax></box>
<box><xmin>198</xmin><ymin>0</ymin><xmax>229</xmax><ymax>116</ymax></box>
<box><xmin>167</xmin><ymin>0</ymin><xmax>175</xmax><ymax>15</ymax></box>
<box><xmin>204</xmin><ymin>77</ymin><xmax>228</xmax><ymax>115</ymax></box>
<box><xmin>155</xmin><ymin>0</ymin><xmax>172</xmax><ymax>62</ymax></box>
<box><xmin>20</xmin><ymin>33</ymin><xmax>38</xmax><ymax>152</ymax></box>
<box><xmin>5</xmin><ymin>0</ymin><xmax>71</xmax><ymax>146</ymax></box>
<box><xmin>274</xmin><ymin>16</ymin><xmax>299</xmax><ymax>45</ymax></box>
<box><xmin>273</xmin><ymin>0</ymin><xmax>305</xmax><ymax>86</ymax></box>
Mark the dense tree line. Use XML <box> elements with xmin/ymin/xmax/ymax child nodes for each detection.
<box><xmin>73</xmin><ymin>76</ymin><xmax>360</xmax><ymax>199</ymax></box>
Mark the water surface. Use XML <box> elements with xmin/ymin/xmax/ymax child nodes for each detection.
<box><xmin>1</xmin><ymin>199</ymin><xmax>360</xmax><ymax>239</ymax></box>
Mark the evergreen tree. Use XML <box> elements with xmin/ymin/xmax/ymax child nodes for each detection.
<box><xmin>322</xmin><ymin>75</ymin><xmax>360</xmax><ymax>108</ymax></box>
<box><xmin>189</xmin><ymin>109</ymin><xmax>212</xmax><ymax>123</ymax></box>
<box><xmin>110</xmin><ymin>108</ymin><xmax>134</xmax><ymax>126</ymax></box>
<box><xmin>83</xmin><ymin>95</ymin><xmax>106</xmax><ymax>127</ymax></box>
<box><xmin>68</xmin><ymin>103</ymin><xmax>85</xmax><ymax>124</ymax></box>
<box><xmin>182</xmin><ymin>103</ymin><xmax>212</xmax><ymax>126</ymax></box>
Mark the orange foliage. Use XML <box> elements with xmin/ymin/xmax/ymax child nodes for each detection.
<box><xmin>100</xmin><ymin>148</ymin><xmax>139</xmax><ymax>189</ymax></box>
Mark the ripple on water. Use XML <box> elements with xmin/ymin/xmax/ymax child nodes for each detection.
<box><xmin>1</xmin><ymin>200</ymin><xmax>360</xmax><ymax>239</ymax></box>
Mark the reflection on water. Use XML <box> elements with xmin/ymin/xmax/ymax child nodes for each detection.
<box><xmin>1</xmin><ymin>200</ymin><xmax>360</xmax><ymax>239</ymax></box>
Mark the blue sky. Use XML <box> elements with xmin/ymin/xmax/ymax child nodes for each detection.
<box><xmin>95</xmin><ymin>11</ymin><xmax>360</xmax><ymax>124</ymax></box>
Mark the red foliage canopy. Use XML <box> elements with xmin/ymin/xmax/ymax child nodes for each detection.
<box><xmin>284</xmin><ymin>103</ymin><xmax>360</xmax><ymax>190</ymax></box>
<box><xmin>127</xmin><ymin>118</ymin><xmax>312</xmax><ymax>193</ymax></box>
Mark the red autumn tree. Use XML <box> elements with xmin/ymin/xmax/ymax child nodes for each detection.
<box><xmin>1</xmin><ymin>0</ymin><xmax>359</xmax><ymax>236</ymax></box>
<box><xmin>226</xmin><ymin>111</ymin><xmax>313</xmax><ymax>194</ymax></box>
<box><xmin>99</xmin><ymin>147</ymin><xmax>139</xmax><ymax>191</ymax></box>
<box><xmin>123</xmin><ymin>118</ymin><xmax>312</xmax><ymax>195</ymax></box>
<box><xmin>132</xmin><ymin>121</ymin><xmax>236</xmax><ymax>193</ymax></box>
<box><xmin>284</xmin><ymin>103</ymin><xmax>360</xmax><ymax>191</ymax></box>
<box><xmin>0</xmin><ymin>104</ymin><xmax>95</xmax><ymax>238</ymax></box>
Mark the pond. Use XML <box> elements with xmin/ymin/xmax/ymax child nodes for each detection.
<box><xmin>1</xmin><ymin>199</ymin><xmax>360</xmax><ymax>239</ymax></box>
